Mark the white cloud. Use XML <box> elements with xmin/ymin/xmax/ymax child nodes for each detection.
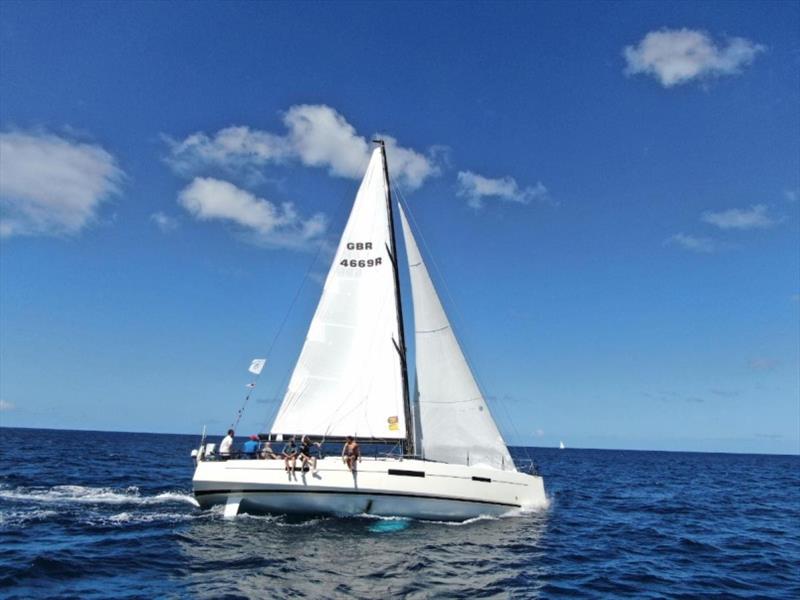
<box><xmin>282</xmin><ymin>104</ymin><xmax>370</xmax><ymax>179</ymax></box>
<box><xmin>0</xmin><ymin>131</ymin><xmax>123</xmax><ymax>238</ymax></box>
<box><xmin>701</xmin><ymin>204</ymin><xmax>776</xmax><ymax>230</ymax></box>
<box><xmin>165</xmin><ymin>104</ymin><xmax>438</xmax><ymax>190</ymax></box>
<box><xmin>150</xmin><ymin>211</ymin><xmax>179</xmax><ymax>232</ymax></box>
<box><xmin>784</xmin><ymin>189</ymin><xmax>799</xmax><ymax>203</ymax></box>
<box><xmin>164</xmin><ymin>126</ymin><xmax>289</xmax><ymax>179</ymax></box>
<box><xmin>665</xmin><ymin>232</ymin><xmax>717</xmax><ymax>253</ymax></box>
<box><xmin>177</xmin><ymin>177</ymin><xmax>326</xmax><ymax>250</ymax></box>
<box><xmin>624</xmin><ymin>28</ymin><xmax>764</xmax><ymax>87</ymax></box>
<box><xmin>0</xmin><ymin>399</ymin><xmax>14</xmax><ymax>411</ymax></box>
<box><xmin>456</xmin><ymin>170</ymin><xmax>549</xmax><ymax>209</ymax></box>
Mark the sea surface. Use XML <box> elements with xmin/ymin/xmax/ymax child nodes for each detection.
<box><xmin>1</xmin><ymin>427</ymin><xmax>798</xmax><ymax>599</ymax></box>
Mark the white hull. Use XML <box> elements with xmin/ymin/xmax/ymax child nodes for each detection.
<box><xmin>193</xmin><ymin>456</ymin><xmax>546</xmax><ymax>521</ymax></box>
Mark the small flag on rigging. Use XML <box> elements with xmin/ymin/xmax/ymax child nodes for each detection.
<box><xmin>248</xmin><ymin>358</ymin><xmax>266</xmax><ymax>375</ymax></box>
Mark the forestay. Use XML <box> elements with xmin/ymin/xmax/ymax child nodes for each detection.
<box><xmin>271</xmin><ymin>149</ymin><xmax>406</xmax><ymax>439</ymax></box>
<box><xmin>399</xmin><ymin>207</ymin><xmax>515</xmax><ymax>471</ymax></box>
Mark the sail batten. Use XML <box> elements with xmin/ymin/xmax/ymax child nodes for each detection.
<box><xmin>398</xmin><ymin>206</ymin><xmax>516</xmax><ymax>471</ymax></box>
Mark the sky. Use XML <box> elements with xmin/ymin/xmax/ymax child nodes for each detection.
<box><xmin>0</xmin><ymin>1</ymin><xmax>798</xmax><ymax>454</ymax></box>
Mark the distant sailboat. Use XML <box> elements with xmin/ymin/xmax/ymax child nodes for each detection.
<box><xmin>559</xmin><ymin>441</ymin><xmax>566</xmax><ymax>450</ymax></box>
<box><xmin>191</xmin><ymin>141</ymin><xmax>546</xmax><ymax>521</ymax></box>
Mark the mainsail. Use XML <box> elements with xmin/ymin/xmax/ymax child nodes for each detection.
<box><xmin>271</xmin><ymin>148</ymin><xmax>406</xmax><ymax>440</ymax></box>
<box><xmin>399</xmin><ymin>206</ymin><xmax>515</xmax><ymax>471</ymax></box>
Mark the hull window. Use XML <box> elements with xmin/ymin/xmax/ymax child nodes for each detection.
<box><xmin>388</xmin><ymin>469</ymin><xmax>425</xmax><ymax>478</ymax></box>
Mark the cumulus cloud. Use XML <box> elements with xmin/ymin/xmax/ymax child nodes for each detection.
<box><xmin>164</xmin><ymin>104</ymin><xmax>438</xmax><ymax>190</ymax></box>
<box><xmin>701</xmin><ymin>204</ymin><xmax>777</xmax><ymax>230</ymax></box>
<box><xmin>164</xmin><ymin>126</ymin><xmax>288</xmax><ymax>180</ymax></box>
<box><xmin>0</xmin><ymin>399</ymin><xmax>14</xmax><ymax>411</ymax></box>
<box><xmin>456</xmin><ymin>170</ymin><xmax>549</xmax><ymax>209</ymax></box>
<box><xmin>282</xmin><ymin>104</ymin><xmax>370</xmax><ymax>179</ymax></box>
<box><xmin>665</xmin><ymin>232</ymin><xmax>718</xmax><ymax>253</ymax></box>
<box><xmin>178</xmin><ymin>177</ymin><xmax>326</xmax><ymax>250</ymax></box>
<box><xmin>150</xmin><ymin>211</ymin><xmax>179</xmax><ymax>232</ymax></box>
<box><xmin>624</xmin><ymin>28</ymin><xmax>764</xmax><ymax>87</ymax></box>
<box><xmin>0</xmin><ymin>131</ymin><xmax>123</xmax><ymax>238</ymax></box>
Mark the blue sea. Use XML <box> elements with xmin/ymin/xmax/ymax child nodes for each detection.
<box><xmin>1</xmin><ymin>427</ymin><xmax>798</xmax><ymax>599</ymax></box>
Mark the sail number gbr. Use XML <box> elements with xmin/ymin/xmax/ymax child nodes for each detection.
<box><xmin>340</xmin><ymin>241</ymin><xmax>383</xmax><ymax>268</ymax></box>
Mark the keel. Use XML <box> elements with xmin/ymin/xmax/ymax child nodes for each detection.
<box><xmin>223</xmin><ymin>495</ymin><xmax>242</xmax><ymax>518</ymax></box>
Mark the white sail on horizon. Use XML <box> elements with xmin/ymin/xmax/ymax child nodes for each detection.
<box><xmin>271</xmin><ymin>148</ymin><xmax>406</xmax><ymax>440</ymax></box>
<box><xmin>398</xmin><ymin>206</ymin><xmax>515</xmax><ymax>471</ymax></box>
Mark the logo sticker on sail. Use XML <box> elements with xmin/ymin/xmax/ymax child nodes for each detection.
<box><xmin>387</xmin><ymin>416</ymin><xmax>399</xmax><ymax>431</ymax></box>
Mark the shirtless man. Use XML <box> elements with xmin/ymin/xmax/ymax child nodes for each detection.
<box><xmin>341</xmin><ymin>436</ymin><xmax>360</xmax><ymax>472</ymax></box>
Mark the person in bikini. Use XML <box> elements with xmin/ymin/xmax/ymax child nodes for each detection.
<box><xmin>341</xmin><ymin>436</ymin><xmax>360</xmax><ymax>472</ymax></box>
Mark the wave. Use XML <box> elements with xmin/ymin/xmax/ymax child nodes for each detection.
<box><xmin>102</xmin><ymin>511</ymin><xmax>201</xmax><ymax>525</ymax></box>
<box><xmin>0</xmin><ymin>508</ymin><xmax>59</xmax><ymax>527</ymax></box>
<box><xmin>0</xmin><ymin>484</ymin><xmax>199</xmax><ymax>508</ymax></box>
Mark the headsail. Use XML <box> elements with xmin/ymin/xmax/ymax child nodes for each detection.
<box><xmin>399</xmin><ymin>206</ymin><xmax>515</xmax><ymax>471</ymax></box>
<box><xmin>271</xmin><ymin>148</ymin><xmax>406</xmax><ymax>440</ymax></box>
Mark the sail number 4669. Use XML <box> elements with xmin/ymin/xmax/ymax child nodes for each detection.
<box><xmin>340</xmin><ymin>257</ymin><xmax>382</xmax><ymax>268</ymax></box>
<box><xmin>340</xmin><ymin>241</ymin><xmax>382</xmax><ymax>268</ymax></box>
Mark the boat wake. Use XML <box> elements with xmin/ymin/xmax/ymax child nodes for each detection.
<box><xmin>0</xmin><ymin>484</ymin><xmax>199</xmax><ymax>507</ymax></box>
<box><xmin>0</xmin><ymin>484</ymin><xmax>204</xmax><ymax>529</ymax></box>
<box><xmin>0</xmin><ymin>508</ymin><xmax>59</xmax><ymax>527</ymax></box>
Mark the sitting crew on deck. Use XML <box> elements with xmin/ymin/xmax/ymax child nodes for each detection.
<box><xmin>242</xmin><ymin>435</ymin><xmax>259</xmax><ymax>458</ymax></box>
<box><xmin>283</xmin><ymin>436</ymin><xmax>298</xmax><ymax>472</ymax></box>
<box><xmin>259</xmin><ymin>440</ymin><xmax>278</xmax><ymax>459</ymax></box>
<box><xmin>219</xmin><ymin>429</ymin><xmax>234</xmax><ymax>459</ymax></box>
<box><xmin>342</xmin><ymin>436</ymin><xmax>360</xmax><ymax>472</ymax></box>
<box><xmin>298</xmin><ymin>435</ymin><xmax>321</xmax><ymax>473</ymax></box>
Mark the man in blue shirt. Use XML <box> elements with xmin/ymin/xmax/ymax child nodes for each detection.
<box><xmin>242</xmin><ymin>435</ymin><xmax>259</xmax><ymax>458</ymax></box>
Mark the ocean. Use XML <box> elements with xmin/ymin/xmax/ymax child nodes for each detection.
<box><xmin>1</xmin><ymin>427</ymin><xmax>798</xmax><ymax>599</ymax></box>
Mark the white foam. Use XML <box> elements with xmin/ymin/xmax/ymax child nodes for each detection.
<box><xmin>0</xmin><ymin>508</ymin><xmax>59</xmax><ymax>527</ymax></box>
<box><xmin>109</xmin><ymin>511</ymin><xmax>133</xmax><ymax>523</ymax></box>
<box><xmin>0</xmin><ymin>485</ymin><xmax>199</xmax><ymax>507</ymax></box>
<box><xmin>231</xmin><ymin>512</ymin><xmax>280</xmax><ymax>523</ymax></box>
<box><xmin>100</xmin><ymin>511</ymin><xmax>199</xmax><ymax>526</ymax></box>
<box><xmin>274</xmin><ymin>517</ymin><xmax>326</xmax><ymax>528</ymax></box>
<box><xmin>356</xmin><ymin>513</ymin><xmax>410</xmax><ymax>521</ymax></box>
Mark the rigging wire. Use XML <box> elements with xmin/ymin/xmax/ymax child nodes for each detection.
<box><xmin>231</xmin><ymin>370</ymin><xmax>264</xmax><ymax>432</ymax></box>
<box><xmin>391</xmin><ymin>177</ymin><xmax>535</xmax><ymax>468</ymax></box>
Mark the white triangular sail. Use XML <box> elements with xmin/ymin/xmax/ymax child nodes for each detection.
<box><xmin>271</xmin><ymin>149</ymin><xmax>406</xmax><ymax>439</ymax></box>
<box><xmin>399</xmin><ymin>206</ymin><xmax>515</xmax><ymax>471</ymax></box>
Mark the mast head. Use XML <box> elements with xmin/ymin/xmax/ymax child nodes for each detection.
<box><xmin>372</xmin><ymin>138</ymin><xmax>386</xmax><ymax>147</ymax></box>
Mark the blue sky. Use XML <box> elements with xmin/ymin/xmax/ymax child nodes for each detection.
<box><xmin>1</xmin><ymin>1</ymin><xmax>798</xmax><ymax>454</ymax></box>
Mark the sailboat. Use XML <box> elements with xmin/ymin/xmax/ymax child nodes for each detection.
<box><xmin>192</xmin><ymin>141</ymin><xmax>546</xmax><ymax>521</ymax></box>
<box><xmin>559</xmin><ymin>441</ymin><xmax>566</xmax><ymax>450</ymax></box>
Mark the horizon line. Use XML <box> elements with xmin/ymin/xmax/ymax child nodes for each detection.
<box><xmin>1</xmin><ymin>425</ymin><xmax>797</xmax><ymax>458</ymax></box>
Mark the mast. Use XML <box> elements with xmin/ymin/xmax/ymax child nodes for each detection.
<box><xmin>375</xmin><ymin>139</ymin><xmax>414</xmax><ymax>455</ymax></box>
